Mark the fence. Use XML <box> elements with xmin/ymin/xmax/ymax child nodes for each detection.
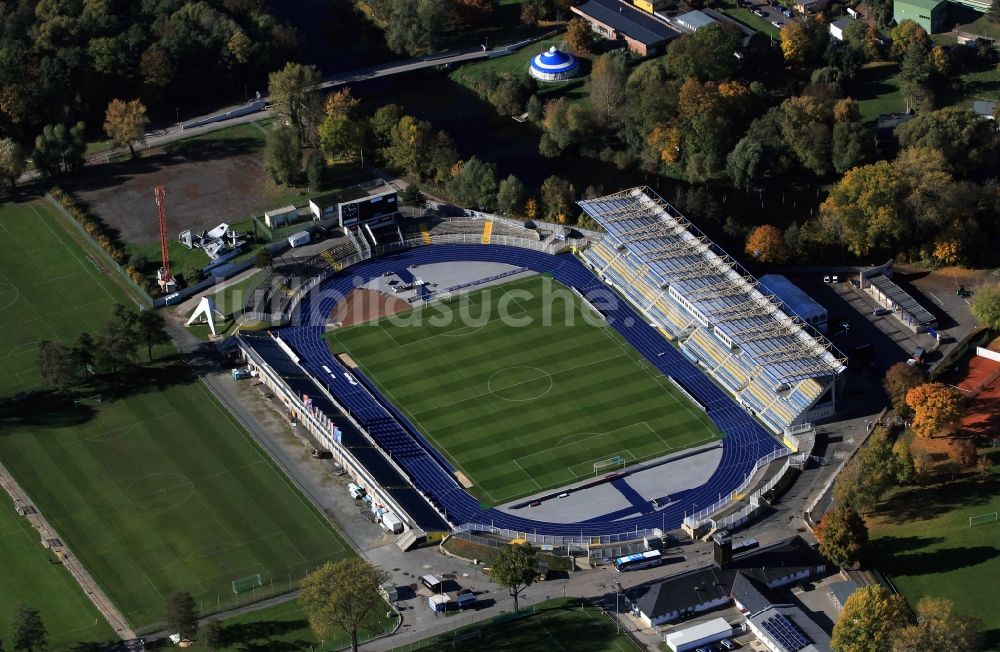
<box><xmin>708</xmin><ymin>456</ymin><xmax>793</xmax><ymax>531</ymax></box>
<box><xmin>44</xmin><ymin>193</ymin><xmax>154</xmax><ymax>307</ymax></box>
<box><xmin>683</xmin><ymin>447</ymin><xmax>790</xmax><ymax>529</ymax></box>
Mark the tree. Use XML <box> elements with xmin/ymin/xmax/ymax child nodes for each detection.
<box><xmin>254</xmin><ymin>248</ymin><xmax>273</xmax><ymax>268</ymax></box>
<box><xmin>370</xmin><ymin>104</ymin><xmax>404</xmax><ymax>148</ymax></box>
<box><xmin>906</xmin><ymin>382</ymin><xmax>965</xmax><ymax>438</ymax></box>
<box><xmin>488</xmin><ymin>544</ymin><xmax>537</xmax><ymax>611</ymax></box>
<box><xmin>970</xmin><ymin>283</ymin><xmax>1000</xmax><ymax>329</ymax></box>
<box><xmin>300</xmin><ymin>559</ymin><xmax>391</xmax><ymax>652</ymax></box>
<box><xmin>386</xmin><ymin>0</ymin><xmax>453</xmax><ymax>56</ymax></box>
<box><xmin>447</xmin><ymin>156</ymin><xmax>499</xmax><ymax>210</ymax></box>
<box><xmin>892</xmin><ymin>596</ymin><xmax>983</xmax><ymax>652</ymax></box>
<box><xmin>306</xmin><ymin>151</ymin><xmax>326</xmax><ymax>190</ymax></box>
<box><xmin>0</xmin><ymin>138</ymin><xmax>25</xmax><ymax>188</ymax></box>
<box><xmin>37</xmin><ymin>341</ymin><xmax>76</xmax><ymax>391</ymax></box>
<box><xmin>744</xmin><ymin>225</ymin><xmax>789</xmax><ymax>263</ymax></box>
<box><xmin>165</xmin><ymin>591</ymin><xmax>199</xmax><ymax>639</ymax></box>
<box><xmin>33</xmin><ymin>124</ymin><xmax>83</xmax><ymax>178</ymax></box>
<box><xmin>832</xmin><ymin>585</ymin><xmax>911</xmax><ymax>652</ymax></box>
<box><xmin>263</xmin><ymin>123</ymin><xmax>302</xmax><ymax>186</ymax></box>
<box><xmin>384</xmin><ymin>115</ymin><xmax>433</xmax><ymax>178</ymax></box>
<box><xmin>816</xmin><ymin>505</ymin><xmax>869</xmax><ymax>568</ymax></box>
<box><xmin>891</xmin><ymin>20</ymin><xmax>931</xmax><ymax>60</ymax></box>
<box><xmin>898</xmin><ymin>41</ymin><xmax>932</xmax><ymax>110</ymax></box>
<box><xmin>97</xmin><ymin>304</ymin><xmax>140</xmax><ymax>373</ymax></box>
<box><xmin>10</xmin><ymin>605</ymin><xmax>45</xmax><ymax>652</ymax></box>
<box><xmin>496</xmin><ymin>174</ymin><xmax>526</xmax><ymax>215</ymax></box>
<box><xmin>103</xmin><ymin>99</ymin><xmax>149</xmax><ymax>158</ymax></box>
<box><xmin>895</xmin><ymin>107</ymin><xmax>999</xmax><ymax>177</ymax></box>
<box><xmin>666</xmin><ymin>23</ymin><xmax>741</xmax><ymax>81</ymax></box>
<box><xmin>566</xmin><ymin>17</ymin><xmax>596</xmax><ymax>53</ymax></box>
<box><xmin>200</xmin><ymin>619</ymin><xmax>223</xmax><ymax>651</ymax></box>
<box><xmin>990</xmin><ymin>0</ymin><xmax>1000</xmax><ymax>21</ymax></box>
<box><xmin>727</xmin><ymin>136</ymin><xmax>764</xmax><ymax>188</ymax></box>
<box><xmin>816</xmin><ymin>160</ymin><xmax>900</xmax><ymax>256</ymax></box>
<box><xmin>539</xmin><ymin>175</ymin><xmax>575</xmax><ymax>220</ymax></box>
<box><xmin>135</xmin><ymin>310</ymin><xmax>170</xmax><ymax>361</ymax></box>
<box><xmin>590</xmin><ymin>53</ymin><xmax>628</xmax><ymax>125</ymax></box>
<box><xmin>268</xmin><ymin>63</ymin><xmax>322</xmax><ymax>146</ymax></box>
<box><xmin>318</xmin><ymin>113</ymin><xmax>364</xmax><ymax>162</ymax></box>
<box><xmin>780</xmin><ymin>17</ymin><xmax>827</xmax><ymax>68</ymax></box>
<box><xmin>883</xmin><ymin>363</ymin><xmax>924</xmax><ymax>419</ymax></box>
<box><xmin>832</xmin><ymin>122</ymin><xmax>873</xmax><ymax>173</ymax></box>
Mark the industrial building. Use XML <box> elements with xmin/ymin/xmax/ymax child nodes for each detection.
<box><xmin>673</xmin><ymin>10</ymin><xmax>718</xmax><ymax>32</ymax></box>
<box><xmin>571</xmin><ymin>0</ymin><xmax>681</xmax><ymax>55</ymax></box>
<box><xmin>892</xmin><ymin>0</ymin><xmax>947</xmax><ymax>33</ymax></box>
<box><xmin>759</xmin><ymin>275</ymin><xmax>828</xmax><ymax>334</ymax></box>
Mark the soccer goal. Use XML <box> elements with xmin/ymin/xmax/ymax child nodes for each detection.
<box><xmin>232</xmin><ymin>573</ymin><xmax>264</xmax><ymax>594</ymax></box>
<box><xmin>594</xmin><ymin>455</ymin><xmax>626</xmax><ymax>476</ymax></box>
<box><xmin>73</xmin><ymin>394</ymin><xmax>102</xmax><ymax>408</ymax></box>
<box><xmin>969</xmin><ymin>511</ymin><xmax>998</xmax><ymax>527</ymax></box>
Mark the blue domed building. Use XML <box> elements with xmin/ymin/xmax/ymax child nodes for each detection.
<box><xmin>529</xmin><ymin>46</ymin><xmax>578</xmax><ymax>82</ymax></box>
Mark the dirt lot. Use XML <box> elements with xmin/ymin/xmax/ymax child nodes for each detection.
<box><xmin>62</xmin><ymin>124</ymin><xmax>305</xmax><ymax>244</ymax></box>
<box><xmin>329</xmin><ymin>288</ymin><xmax>411</xmax><ymax>327</ymax></box>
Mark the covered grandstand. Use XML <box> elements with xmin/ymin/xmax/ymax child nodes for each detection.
<box><xmin>578</xmin><ymin>187</ymin><xmax>846</xmax><ymax>435</ymax></box>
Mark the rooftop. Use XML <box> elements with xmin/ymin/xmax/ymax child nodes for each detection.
<box><xmin>572</xmin><ymin>0</ymin><xmax>681</xmax><ymax>46</ymax></box>
<box><xmin>867</xmin><ymin>274</ymin><xmax>937</xmax><ymax>325</ymax></box>
<box><xmin>664</xmin><ymin>617</ymin><xmax>732</xmax><ymax>647</ymax></box>
<box><xmin>895</xmin><ymin>0</ymin><xmax>944</xmax><ymax>10</ymax></box>
<box><xmin>579</xmin><ymin>188</ymin><xmax>846</xmax><ymax>385</ymax></box>
<box><xmin>675</xmin><ymin>9</ymin><xmax>717</xmax><ymax>31</ymax></box>
<box><xmin>758</xmin><ymin>275</ymin><xmax>826</xmax><ymax>322</ymax></box>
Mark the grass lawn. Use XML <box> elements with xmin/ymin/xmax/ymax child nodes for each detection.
<box><xmin>410</xmin><ymin>598</ymin><xmax>639</xmax><ymax>651</ymax></box>
<box><xmin>326</xmin><ymin>276</ymin><xmax>720</xmax><ymax>505</ymax></box>
<box><xmin>0</xmin><ymin>197</ymin><xmax>355</xmax><ymax>631</ymax></box>
<box><xmin>856</xmin><ymin>62</ymin><xmax>905</xmax><ymax>122</ymax></box>
<box><xmin>868</xmin><ymin>455</ymin><xmax>1000</xmax><ymax>648</ymax></box>
<box><xmin>450</xmin><ymin>32</ymin><xmax>592</xmax><ymax>109</ymax></box>
<box><xmin>0</xmin><ymin>493</ymin><xmax>115</xmax><ymax>650</ymax></box>
<box><xmin>179</xmin><ymin>598</ymin><xmax>396</xmax><ymax>651</ymax></box>
<box><xmin>720</xmin><ymin>7</ymin><xmax>781</xmax><ymax>40</ymax></box>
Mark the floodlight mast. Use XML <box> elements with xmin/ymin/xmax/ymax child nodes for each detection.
<box><xmin>155</xmin><ymin>185</ymin><xmax>172</xmax><ymax>286</ymax></box>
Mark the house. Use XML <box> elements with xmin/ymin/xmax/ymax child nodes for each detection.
<box><xmin>829</xmin><ymin>17</ymin><xmax>853</xmax><ymax>41</ymax></box>
<box><xmin>973</xmin><ymin>100</ymin><xmax>996</xmax><ymax>120</ymax></box>
<box><xmin>893</xmin><ymin>0</ymin><xmax>947</xmax><ymax>33</ymax></box>
<box><xmin>625</xmin><ymin>536</ymin><xmax>828</xmax><ymax>628</ymax></box>
<box><xmin>796</xmin><ymin>0</ymin><xmax>830</xmax><ymax>13</ymax></box>
<box><xmin>674</xmin><ymin>10</ymin><xmax>718</xmax><ymax>33</ymax></box>
<box><xmin>632</xmin><ymin>0</ymin><xmax>668</xmax><ymax>12</ymax></box>
<box><xmin>263</xmin><ymin>205</ymin><xmax>298</xmax><ymax>228</ymax></box>
<box><xmin>571</xmin><ymin>0</ymin><xmax>681</xmax><ymax>56</ymax></box>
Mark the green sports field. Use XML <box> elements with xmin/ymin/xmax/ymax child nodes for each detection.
<box><xmin>869</xmin><ymin>457</ymin><xmax>1000</xmax><ymax>649</ymax></box>
<box><xmin>326</xmin><ymin>275</ymin><xmax>720</xmax><ymax>504</ymax></box>
<box><xmin>0</xmin><ymin>197</ymin><xmax>353</xmax><ymax>630</ymax></box>
<box><xmin>0</xmin><ymin>493</ymin><xmax>114</xmax><ymax>649</ymax></box>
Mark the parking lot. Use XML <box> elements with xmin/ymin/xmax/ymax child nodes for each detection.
<box><xmin>737</xmin><ymin>0</ymin><xmax>797</xmax><ymax>28</ymax></box>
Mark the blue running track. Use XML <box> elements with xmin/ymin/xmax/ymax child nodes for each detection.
<box><xmin>279</xmin><ymin>245</ymin><xmax>784</xmax><ymax>536</ymax></box>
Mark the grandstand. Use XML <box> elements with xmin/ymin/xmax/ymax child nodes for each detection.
<box><xmin>578</xmin><ymin>187</ymin><xmax>846</xmax><ymax>435</ymax></box>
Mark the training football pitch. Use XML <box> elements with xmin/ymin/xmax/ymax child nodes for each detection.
<box><xmin>0</xmin><ymin>198</ymin><xmax>353</xmax><ymax>629</ymax></box>
<box><xmin>326</xmin><ymin>275</ymin><xmax>720</xmax><ymax>504</ymax></box>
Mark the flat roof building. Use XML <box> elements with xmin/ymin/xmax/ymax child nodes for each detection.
<box><xmin>674</xmin><ymin>10</ymin><xmax>717</xmax><ymax>32</ymax></box>
<box><xmin>863</xmin><ymin>273</ymin><xmax>937</xmax><ymax>333</ymax></box>
<box><xmin>759</xmin><ymin>274</ymin><xmax>828</xmax><ymax>334</ymax></box>
<box><xmin>571</xmin><ymin>0</ymin><xmax>681</xmax><ymax>56</ymax></box>
<box><xmin>664</xmin><ymin>617</ymin><xmax>733</xmax><ymax>652</ymax></box>
<box><xmin>893</xmin><ymin>0</ymin><xmax>947</xmax><ymax>33</ymax></box>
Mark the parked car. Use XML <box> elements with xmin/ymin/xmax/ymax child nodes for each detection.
<box><xmin>872</xmin><ymin>307</ymin><xmax>890</xmax><ymax>316</ymax></box>
<box><xmin>754</xmin><ymin>8</ymin><xmax>767</xmax><ymax>15</ymax></box>
<box><xmin>772</xmin><ymin>19</ymin><xmax>782</xmax><ymax>27</ymax></box>
<box><xmin>957</xmin><ymin>285</ymin><xmax>971</xmax><ymax>297</ymax></box>
<box><xmin>850</xmin><ymin>278</ymin><xmax>861</xmax><ymax>288</ymax></box>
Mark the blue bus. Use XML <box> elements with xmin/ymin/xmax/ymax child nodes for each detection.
<box><xmin>614</xmin><ymin>549</ymin><xmax>663</xmax><ymax>572</ymax></box>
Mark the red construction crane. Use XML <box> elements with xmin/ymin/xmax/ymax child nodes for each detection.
<box><xmin>155</xmin><ymin>185</ymin><xmax>172</xmax><ymax>287</ymax></box>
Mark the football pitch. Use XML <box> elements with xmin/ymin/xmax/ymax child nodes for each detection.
<box><xmin>326</xmin><ymin>275</ymin><xmax>720</xmax><ymax>504</ymax></box>
<box><xmin>0</xmin><ymin>198</ymin><xmax>353</xmax><ymax>629</ymax></box>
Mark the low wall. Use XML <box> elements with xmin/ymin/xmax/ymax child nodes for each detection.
<box><xmin>977</xmin><ymin>346</ymin><xmax>1000</xmax><ymax>363</ymax></box>
<box><xmin>181</xmin><ymin>100</ymin><xmax>266</xmax><ymax>130</ymax></box>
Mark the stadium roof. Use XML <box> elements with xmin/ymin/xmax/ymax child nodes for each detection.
<box><xmin>579</xmin><ymin>187</ymin><xmax>845</xmax><ymax>384</ymax></box>
<box><xmin>572</xmin><ymin>0</ymin><xmax>681</xmax><ymax>47</ymax></box>
<box><xmin>759</xmin><ymin>275</ymin><xmax>826</xmax><ymax>325</ymax></box>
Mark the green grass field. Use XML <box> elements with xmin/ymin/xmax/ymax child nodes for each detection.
<box><xmin>175</xmin><ymin>597</ymin><xmax>396</xmax><ymax>651</ymax></box>
<box><xmin>412</xmin><ymin>598</ymin><xmax>639</xmax><ymax>651</ymax></box>
<box><xmin>857</xmin><ymin>62</ymin><xmax>905</xmax><ymax>123</ymax></box>
<box><xmin>869</xmin><ymin>454</ymin><xmax>1000</xmax><ymax>648</ymax></box>
<box><xmin>326</xmin><ymin>276</ymin><xmax>719</xmax><ymax>504</ymax></box>
<box><xmin>0</xmin><ymin>197</ymin><xmax>354</xmax><ymax>630</ymax></box>
<box><xmin>0</xmin><ymin>493</ymin><xmax>115</xmax><ymax>649</ymax></box>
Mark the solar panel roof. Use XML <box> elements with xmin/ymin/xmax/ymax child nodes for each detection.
<box><xmin>761</xmin><ymin>613</ymin><xmax>811</xmax><ymax>652</ymax></box>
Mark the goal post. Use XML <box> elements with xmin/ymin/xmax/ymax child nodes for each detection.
<box><xmin>232</xmin><ymin>573</ymin><xmax>264</xmax><ymax>594</ymax></box>
<box><xmin>968</xmin><ymin>511</ymin><xmax>998</xmax><ymax>527</ymax></box>
<box><xmin>594</xmin><ymin>455</ymin><xmax>626</xmax><ymax>476</ymax></box>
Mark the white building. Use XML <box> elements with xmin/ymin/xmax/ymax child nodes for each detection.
<box><xmin>664</xmin><ymin>618</ymin><xmax>733</xmax><ymax>652</ymax></box>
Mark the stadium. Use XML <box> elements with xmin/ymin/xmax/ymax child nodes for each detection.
<box><xmin>236</xmin><ymin>186</ymin><xmax>846</xmax><ymax>550</ymax></box>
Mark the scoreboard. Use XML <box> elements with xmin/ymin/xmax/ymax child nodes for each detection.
<box><xmin>338</xmin><ymin>191</ymin><xmax>398</xmax><ymax>227</ymax></box>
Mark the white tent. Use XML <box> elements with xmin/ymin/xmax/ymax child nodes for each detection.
<box><xmin>185</xmin><ymin>296</ymin><xmax>223</xmax><ymax>336</ymax></box>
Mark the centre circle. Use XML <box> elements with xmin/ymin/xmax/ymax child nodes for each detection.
<box><xmin>487</xmin><ymin>366</ymin><xmax>553</xmax><ymax>402</ymax></box>
<box><xmin>125</xmin><ymin>473</ymin><xmax>196</xmax><ymax>510</ymax></box>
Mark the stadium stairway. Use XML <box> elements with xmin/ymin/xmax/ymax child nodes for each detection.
<box><xmin>481</xmin><ymin>220</ymin><xmax>493</xmax><ymax>244</ymax></box>
<box><xmin>279</xmin><ymin>245</ymin><xmax>783</xmax><ymax>537</ymax></box>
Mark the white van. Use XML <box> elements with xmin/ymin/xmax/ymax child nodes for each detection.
<box><xmin>347</xmin><ymin>483</ymin><xmax>365</xmax><ymax>499</ymax></box>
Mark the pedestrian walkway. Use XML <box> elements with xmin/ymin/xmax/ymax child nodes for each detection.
<box><xmin>0</xmin><ymin>462</ymin><xmax>136</xmax><ymax>639</ymax></box>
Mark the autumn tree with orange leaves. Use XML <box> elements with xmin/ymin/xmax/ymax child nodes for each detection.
<box><xmin>745</xmin><ymin>225</ymin><xmax>790</xmax><ymax>263</ymax></box>
<box><xmin>905</xmin><ymin>382</ymin><xmax>965</xmax><ymax>438</ymax></box>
